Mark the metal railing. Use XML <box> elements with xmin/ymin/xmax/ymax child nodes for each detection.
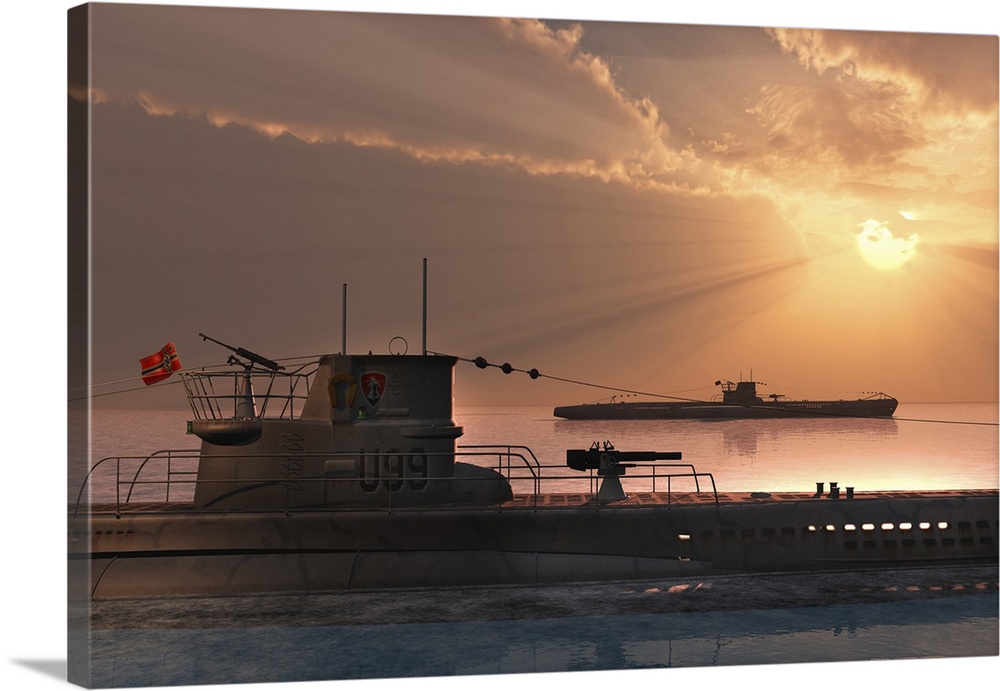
<box><xmin>181</xmin><ymin>366</ymin><xmax>315</xmax><ymax>421</ymax></box>
<box><xmin>72</xmin><ymin>449</ymin><xmax>201</xmax><ymax>516</ymax></box>
<box><xmin>459</xmin><ymin>444</ymin><xmax>543</xmax><ymax>495</ymax></box>
<box><xmin>72</xmin><ymin>446</ymin><xmax>719</xmax><ymax>517</ymax></box>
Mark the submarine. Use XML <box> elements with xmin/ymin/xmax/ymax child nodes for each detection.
<box><xmin>69</xmin><ymin>340</ymin><xmax>997</xmax><ymax>597</ymax></box>
<box><xmin>553</xmin><ymin>378</ymin><xmax>899</xmax><ymax>420</ymax></box>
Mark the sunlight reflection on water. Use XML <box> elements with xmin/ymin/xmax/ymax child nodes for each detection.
<box><xmin>458</xmin><ymin>403</ymin><xmax>997</xmax><ymax>493</ymax></box>
<box><xmin>80</xmin><ymin>403</ymin><xmax>997</xmax><ymax>503</ymax></box>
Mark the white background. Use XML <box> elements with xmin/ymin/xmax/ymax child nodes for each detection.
<box><xmin>3</xmin><ymin>1</ymin><xmax>997</xmax><ymax>690</ymax></box>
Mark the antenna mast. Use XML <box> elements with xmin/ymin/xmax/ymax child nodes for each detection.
<box><xmin>341</xmin><ymin>283</ymin><xmax>348</xmax><ymax>355</ymax></box>
<box><xmin>422</xmin><ymin>258</ymin><xmax>428</xmax><ymax>356</ymax></box>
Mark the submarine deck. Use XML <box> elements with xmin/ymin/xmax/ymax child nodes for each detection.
<box><xmin>77</xmin><ymin>487</ymin><xmax>999</xmax><ymax>515</ymax></box>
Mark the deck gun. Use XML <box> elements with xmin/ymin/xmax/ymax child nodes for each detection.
<box><xmin>567</xmin><ymin>441</ymin><xmax>683</xmax><ymax>502</ymax></box>
<box><xmin>199</xmin><ymin>333</ymin><xmax>284</xmax><ymax>371</ymax></box>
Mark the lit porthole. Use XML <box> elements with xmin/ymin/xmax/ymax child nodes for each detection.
<box><xmin>825</xmin><ymin>525</ymin><xmax>836</xmax><ymax>532</ymax></box>
<box><xmin>899</xmin><ymin>522</ymin><xmax>912</xmax><ymax>530</ymax></box>
<box><xmin>844</xmin><ymin>524</ymin><xmax>857</xmax><ymax>531</ymax></box>
<box><xmin>919</xmin><ymin>522</ymin><xmax>931</xmax><ymax>530</ymax></box>
<box><xmin>938</xmin><ymin>522</ymin><xmax>949</xmax><ymax>530</ymax></box>
<box><xmin>807</xmin><ymin>525</ymin><xmax>818</xmax><ymax>532</ymax></box>
<box><xmin>678</xmin><ymin>534</ymin><xmax>691</xmax><ymax>541</ymax></box>
<box><xmin>881</xmin><ymin>523</ymin><xmax>894</xmax><ymax>531</ymax></box>
<box><xmin>862</xmin><ymin>523</ymin><xmax>875</xmax><ymax>531</ymax></box>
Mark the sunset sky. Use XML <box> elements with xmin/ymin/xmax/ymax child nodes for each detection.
<box><xmin>71</xmin><ymin>1</ymin><xmax>998</xmax><ymax>407</ymax></box>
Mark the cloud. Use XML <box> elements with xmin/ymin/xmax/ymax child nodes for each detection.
<box><xmin>767</xmin><ymin>29</ymin><xmax>998</xmax><ymax>116</ymax></box>
<box><xmin>75</xmin><ymin>7</ymin><xmax>998</xmax><ymax>406</ymax></box>
<box><xmin>83</xmin><ymin>95</ymin><xmax>807</xmax><ymax>406</ymax></box>
<box><xmin>748</xmin><ymin>82</ymin><xmax>924</xmax><ymax>170</ymax></box>
<box><xmin>87</xmin><ymin>6</ymin><xmax>687</xmax><ymax>189</ymax></box>
<box><xmin>80</xmin><ymin>5</ymin><xmax>998</xmax><ymax>252</ymax></box>
<box><xmin>706</xmin><ymin>27</ymin><xmax>998</xmax><ymax>208</ymax></box>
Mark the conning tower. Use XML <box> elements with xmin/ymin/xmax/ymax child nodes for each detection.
<box><xmin>716</xmin><ymin>378</ymin><xmax>765</xmax><ymax>405</ymax></box>
<box><xmin>182</xmin><ymin>346</ymin><xmax>509</xmax><ymax>510</ymax></box>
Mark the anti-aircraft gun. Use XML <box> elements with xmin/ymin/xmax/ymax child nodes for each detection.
<box><xmin>182</xmin><ymin>334</ymin><xmax>287</xmax><ymax>434</ymax></box>
<box><xmin>199</xmin><ymin>333</ymin><xmax>284</xmax><ymax>372</ymax></box>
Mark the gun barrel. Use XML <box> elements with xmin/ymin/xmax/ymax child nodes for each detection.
<box><xmin>199</xmin><ymin>333</ymin><xmax>227</xmax><ymax>349</ymax></box>
<box><xmin>566</xmin><ymin>449</ymin><xmax>682</xmax><ymax>471</ymax></box>
<box><xmin>199</xmin><ymin>333</ymin><xmax>283</xmax><ymax>371</ymax></box>
<box><xmin>234</xmin><ymin>346</ymin><xmax>282</xmax><ymax>371</ymax></box>
<box><xmin>609</xmin><ymin>451</ymin><xmax>683</xmax><ymax>462</ymax></box>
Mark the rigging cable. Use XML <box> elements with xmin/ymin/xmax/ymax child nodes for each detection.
<box><xmin>69</xmin><ymin>350</ymin><xmax>999</xmax><ymax>428</ymax></box>
<box><xmin>434</xmin><ymin>351</ymin><xmax>999</xmax><ymax>428</ymax></box>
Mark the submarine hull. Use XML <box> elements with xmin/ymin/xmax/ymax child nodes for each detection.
<box><xmin>70</xmin><ymin>490</ymin><xmax>998</xmax><ymax>596</ymax></box>
<box><xmin>553</xmin><ymin>398</ymin><xmax>899</xmax><ymax>420</ymax></box>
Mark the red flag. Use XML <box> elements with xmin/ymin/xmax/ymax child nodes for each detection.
<box><xmin>140</xmin><ymin>342</ymin><xmax>182</xmax><ymax>385</ymax></box>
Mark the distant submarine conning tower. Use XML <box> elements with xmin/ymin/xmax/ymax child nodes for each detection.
<box><xmin>181</xmin><ymin>339</ymin><xmax>511</xmax><ymax>511</ymax></box>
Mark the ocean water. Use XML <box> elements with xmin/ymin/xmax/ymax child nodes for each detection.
<box><xmin>459</xmin><ymin>402</ymin><xmax>999</xmax><ymax>493</ymax></box>
<box><xmin>78</xmin><ymin>402</ymin><xmax>998</xmax><ymax>503</ymax></box>
<box><xmin>85</xmin><ymin>594</ymin><xmax>999</xmax><ymax>687</ymax></box>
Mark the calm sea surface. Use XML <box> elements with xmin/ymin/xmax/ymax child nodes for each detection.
<box><xmin>86</xmin><ymin>594</ymin><xmax>998</xmax><ymax>687</ymax></box>
<box><xmin>79</xmin><ymin>403</ymin><xmax>998</xmax><ymax>503</ymax></box>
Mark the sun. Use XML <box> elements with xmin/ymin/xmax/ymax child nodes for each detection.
<box><xmin>856</xmin><ymin>220</ymin><xmax>919</xmax><ymax>270</ymax></box>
